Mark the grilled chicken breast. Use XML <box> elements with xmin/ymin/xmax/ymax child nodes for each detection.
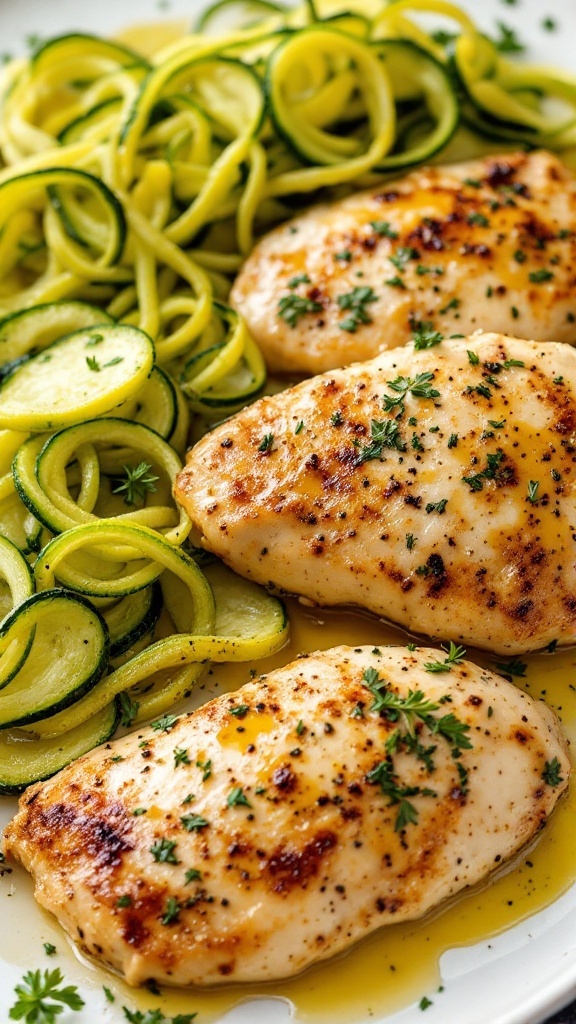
<box><xmin>3</xmin><ymin>645</ymin><xmax>569</xmax><ymax>986</ymax></box>
<box><xmin>177</xmin><ymin>332</ymin><xmax>576</xmax><ymax>655</ymax></box>
<box><xmin>231</xmin><ymin>150</ymin><xmax>576</xmax><ymax>375</ymax></box>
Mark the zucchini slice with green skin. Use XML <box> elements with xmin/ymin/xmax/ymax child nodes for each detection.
<box><xmin>15</xmin><ymin>417</ymin><xmax>188</xmax><ymax>545</ymax></box>
<box><xmin>31</xmin><ymin>32</ymin><xmax>150</xmax><ymax>72</ymax></box>
<box><xmin>373</xmin><ymin>39</ymin><xmax>459</xmax><ymax>169</ymax></box>
<box><xmin>58</xmin><ymin>98</ymin><xmax>124</xmax><ymax>145</ymax></box>
<box><xmin>0</xmin><ymin>700</ymin><xmax>119</xmax><ymax>794</ymax></box>
<box><xmin>114</xmin><ymin>366</ymin><xmax>178</xmax><ymax>440</ymax></box>
<box><xmin>104</xmin><ymin>582</ymin><xmax>163</xmax><ymax>658</ymax></box>
<box><xmin>0</xmin><ymin>168</ymin><xmax>126</xmax><ymax>270</ymax></box>
<box><xmin>194</xmin><ymin>0</ymin><xmax>288</xmax><ymax>33</ymax></box>
<box><xmin>0</xmin><ymin>589</ymin><xmax>109</xmax><ymax>728</ymax></box>
<box><xmin>0</xmin><ymin>301</ymin><xmax>114</xmax><ymax>368</ymax></box>
<box><xmin>0</xmin><ymin>324</ymin><xmax>155</xmax><ymax>432</ymax></box>
<box><xmin>0</xmin><ymin>534</ymin><xmax>35</xmax><ymax>690</ymax></box>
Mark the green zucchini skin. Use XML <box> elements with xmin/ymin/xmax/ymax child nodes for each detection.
<box><xmin>0</xmin><ymin>589</ymin><xmax>110</xmax><ymax>728</ymax></box>
<box><xmin>0</xmin><ymin>699</ymin><xmax>120</xmax><ymax>794</ymax></box>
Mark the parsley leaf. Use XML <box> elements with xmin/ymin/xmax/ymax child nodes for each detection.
<box><xmin>277</xmin><ymin>293</ymin><xmax>322</xmax><ymax>327</ymax></box>
<box><xmin>9</xmin><ymin>968</ymin><xmax>84</xmax><ymax>1023</ymax></box>
<box><xmin>337</xmin><ymin>286</ymin><xmax>378</xmax><ymax>332</ymax></box>
<box><xmin>412</xmin><ymin>320</ymin><xmax>443</xmax><ymax>350</ymax></box>
<box><xmin>542</xmin><ymin>757</ymin><xmax>564</xmax><ymax>787</ymax></box>
<box><xmin>356</xmin><ymin>418</ymin><xmax>406</xmax><ymax>463</ymax></box>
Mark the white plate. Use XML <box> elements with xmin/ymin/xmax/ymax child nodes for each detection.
<box><xmin>1</xmin><ymin>2</ymin><xmax>575</xmax><ymax>1023</ymax></box>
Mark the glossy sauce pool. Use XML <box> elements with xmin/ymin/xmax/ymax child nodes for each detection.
<box><xmin>2</xmin><ymin>599</ymin><xmax>575</xmax><ymax>1022</ymax></box>
<box><xmin>0</xmin><ymin>20</ymin><xmax>574</xmax><ymax>1022</ymax></box>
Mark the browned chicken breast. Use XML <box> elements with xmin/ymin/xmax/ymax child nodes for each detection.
<box><xmin>231</xmin><ymin>150</ymin><xmax>576</xmax><ymax>375</ymax></box>
<box><xmin>177</xmin><ymin>332</ymin><xmax>576</xmax><ymax>655</ymax></box>
<box><xmin>3</xmin><ymin>645</ymin><xmax>569</xmax><ymax>987</ymax></box>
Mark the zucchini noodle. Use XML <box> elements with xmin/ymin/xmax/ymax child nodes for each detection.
<box><xmin>0</xmin><ymin>0</ymin><xmax>575</xmax><ymax>787</ymax></box>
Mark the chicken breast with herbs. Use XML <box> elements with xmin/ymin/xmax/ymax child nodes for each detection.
<box><xmin>231</xmin><ymin>150</ymin><xmax>576</xmax><ymax>375</ymax></box>
<box><xmin>177</xmin><ymin>332</ymin><xmax>576</xmax><ymax>655</ymax></box>
<box><xmin>3</xmin><ymin>645</ymin><xmax>569</xmax><ymax>986</ymax></box>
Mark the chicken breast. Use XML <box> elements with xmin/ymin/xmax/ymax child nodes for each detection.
<box><xmin>177</xmin><ymin>332</ymin><xmax>576</xmax><ymax>655</ymax></box>
<box><xmin>231</xmin><ymin>150</ymin><xmax>576</xmax><ymax>375</ymax></box>
<box><xmin>3</xmin><ymin>645</ymin><xmax>569</xmax><ymax>987</ymax></box>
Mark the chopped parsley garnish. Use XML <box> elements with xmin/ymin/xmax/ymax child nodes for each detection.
<box><xmin>230</xmin><ymin>704</ymin><xmax>249</xmax><ymax>718</ymax></box>
<box><xmin>258</xmin><ymin>433</ymin><xmax>275</xmax><ymax>453</ymax></box>
<box><xmin>151</xmin><ymin>714</ymin><xmax>179</xmax><ymax>732</ymax></box>
<box><xmin>467</xmin><ymin>212</ymin><xmax>489</xmax><ymax>227</ymax></box>
<box><xmin>419</xmin><ymin>996</ymin><xmax>433</xmax><ymax>1011</ymax></box>
<box><xmin>371</xmin><ymin>220</ymin><xmax>398</xmax><ymax>239</ymax></box>
<box><xmin>462</xmin><ymin>449</ymin><xmax>506</xmax><ymax>491</ymax></box>
<box><xmin>43</xmin><ymin>944</ymin><xmax>57</xmax><ymax>957</ymax></box>
<box><xmin>406</xmin><ymin>533</ymin><xmax>416</xmax><ymax>550</ymax></box>
<box><xmin>161</xmin><ymin>896</ymin><xmax>182</xmax><ymax>926</ymax></box>
<box><xmin>337</xmin><ymin>286</ymin><xmax>378</xmax><ymax>332</ymax></box>
<box><xmin>529</xmin><ymin>268</ymin><xmax>554</xmax><ymax>283</ymax></box>
<box><xmin>492</xmin><ymin>21</ymin><xmax>525</xmax><ymax>53</ymax></box>
<box><xmin>9</xmin><ymin>969</ymin><xmax>84</xmax><ymax>1023</ymax></box>
<box><xmin>227</xmin><ymin>787</ymin><xmax>252</xmax><ymax>808</ymax></box>
<box><xmin>383</xmin><ymin>372</ymin><xmax>440</xmax><ymax>416</ymax></box>
<box><xmin>355</xmin><ymin>418</ymin><xmax>406</xmax><ymax>463</ymax></box>
<box><xmin>423</xmin><ymin>642</ymin><xmax>466</xmax><ymax>673</ymax></box>
<box><xmin>123</xmin><ymin>1009</ymin><xmax>196</xmax><ymax>1023</ymax></box>
<box><xmin>196</xmin><ymin>758</ymin><xmax>212</xmax><ymax>780</ymax></box>
<box><xmin>118</xmin><ymin>693</ymin><xmax>140</xmax><ymax>728</ymax></box>
<box><xmin>85</xmin><ymin>355</ymin><xmax>101</xmax><ymax>372</ymax></box>
<box><xmin>385</xmin><ymin>275</ymin><xmax>406</xmax><ymax>289</ymax></box>
<box><xmin>467</xmin><ymin>350</ymin><xmax>480</xmax><ymax>366</ymax></box>
<box><xmin>287</xmin><ymin>273</ymin><xmax>310</xmax><ymax>288</ymax></box>
<box><xmin>295</xmin><ymin>420</ymin><xmax>304</xmax><ymax>435</ymax></box>
<box><xmin>277</xmin><ymin>293</ymin><xmax>322</xmax><ymax>327</ymax></box>
<box><xmin>180</xmin><ymin>814</ymin><xmax>209</xmax><ymax>832</ymax></box>
<box><xmin>150</xmin><ymin>839</ymin><xmax>179</xmax><ymax>864</ymax></box>
<box><xmin>184</xmin><ymin>868</ymin><xmax>202</xmax><ymax>884</ymax></box>
<box><xmin>334</xmin><ymin>249</ymin><xmax>352</xmax><ymax>262</ymax></box>
<box><xmin>389</xmin><ymin>246</ymin><xmax>419</xmax><ymax>271</ymax></box>
<box><xmin>425</xmin><ymin>499</ymin><xmax>448</xmax><ymax>515</ymax></box>
<box><xmin>447</xmin><ymin>433</ymin><xmax>458</xmax><ymax>448</ymax></box>
<box><xmin>412</xmin><ymin>321</ymin><xmax>443</xmax><ymax>350</ymax></box>
<box><xmin>174</xmin><ymin>747</ymin><xmax>190</xmax><ymax>767</ymax></box>
<box><xmin>542</xmin><ymin>757</ymin><xmax>564</xmax><ymax>786</ymax></box>
<box><xmin>331</xmin><ymin>410</ymin><xmax>344</xmax><ymax>427</ymax></box>
<box><xmin>117</xmin><ymin>895</ymin><xmax>132</xmax><ymax>908</ymax></box>
<box><xmin>113</xmin><ymin>462</ymin><xmax>159</xmax><ymax>507</ymax></box>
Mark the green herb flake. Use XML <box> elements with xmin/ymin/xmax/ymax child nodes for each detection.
<box><xmin>180</xmin><ymin>814</ymin><xmax>209</xmax><ymax>832</ymax></box>
<box><xmin>542</xmin><ymin>757</ymin><xmax>564</xmax><ymax>786</ymax></box>
<box><xmin>447</xmin><ymin>433</ymin><xmax>458</xmax><ymax>448</ymax></box>
<box><xmin>9</xmin><ymin>969</ymin><xmax>84</xmax><ymax>1022</ymax></box>
<box><xmin>161</xmin><ymin>896</ymin><xmax>182</xmax><ymax>926</ymax></box>
<box><xmin>412</xmin><ymin>321</ymin><xmax>443</xmax><ymax>350</ymax></box>
<box><xmin>424</xmin><ymin>641</ymin><xmax>467</xmax><ymax>673</ymax></box>
<box><xmin>425</xmin><ymin>499</ymin><xmax>448</xmax><ymax>515</ymax></box>
<box><xmin>227</xmin><ymin>786</ymin><xmax>252</xmax><ymax>808</ymax></box>
<box><xmin>113</xmin><ymin>462</ymin><xmax>159</xmax><ymax>507</ymax></box>
<box><xmin>371</xmin><ymin>220</ymin><xmax>398</xmax><ymax>239</ymax></box>
<box><xmin>356</xmin><ymin>418</ymin><xmax>406</xmax><ymax>463</ymax></box>
<box><xmin>288</xmin><ymin>273</ymin><xmax>311</xmax><ymax>288</ymax></box>
<box><xmin>527</xmin><ymin>480</ymin><xmax>539</xmax><ymax>503</ymax></box>
<box><xmin>174</xmin><ymin>747</ymin><xmax>190</xmax><ymax>767</ymax></box>
<box><xmin>493</xmin><ymin>658</ymin><xmax>527</xmax><ymax>678</ymax></box>
<box><xmin>151</xmin><ymin>714</ymin><xmax>179</xmax><ymax>732</ymax></box>
<box><xmin>277</xmin><ymin>293</ymin><xmax>322</xmax><ymax>327</ymax></box>
<box><xmin>116</xmin><ymin>894</ymin><xmax>132</xmax><ymax>908</ymax></box>
<box><xmin>419</xmin><ymin>996</ymin><xmax>433</xmax><ymax>1011</ymax></box>
<box><xmin>150</xmin><ymin>838</ymin><xmax>179</xmax><ymax>864</ymax></box>
<box><xmin>467</xmin><ymin>350</ymin><xmax>480</xmax><ymax>366</ymax></box>
<box><xmin>43</xmin><ymin>943</ymin><xmax>57</xmax><ymax>957</ymax></box>
<box><xmin>467</xmin><ymin>212</ymin><xmax>489</xmax><ymax>227</ymax></box>
<box><xmin>103</xmin><ymin>985</ymin><xmax>115</xmax><ymax>1002</ymax></box>
<box><xmin>184</xmin><ymin>868</ymin><xmax>202</xmax><ymax>884</ymax></box>
<box><xmin>337</xmin><ymin>286</ymin><xmax>378</xmax><ymax>333</ymax></box>
<box><xmin>493</xmin><ymin>21</ymin><xmax>525</xmax><ymax>53</ymax></box>
<box><xmin>118</xmin><ymin>692</ymin><xmax>140</xmax><ymax>728</ymax></box>
<box><xmin>529</xmin><ymin>268</ymin><xmax>554</xmax><ymax>283</ymax></box>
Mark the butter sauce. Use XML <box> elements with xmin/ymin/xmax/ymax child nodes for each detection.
<box><xmin>0</xmin><ymin>18</ymin><xmax>574</xmax><ymax>1023</ymax></box>
<box><xmin>2</xmin><ymin>599</ymin><xmax>574</xmax><ymax>1022</ymax></box>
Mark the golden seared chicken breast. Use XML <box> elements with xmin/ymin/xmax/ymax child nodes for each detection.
<box><xmin>178</xmin><ymin>332</ymin><xmax>576</xmax><ymax>655</ymax></box>
<box><xmin>3</xmin><ymin>645</ymin><xmax>569</xmax><ymax>986</ymax></box>
<box><xmin>231</xmin><ymin>150</ymin><xmax>576</xmax><ymax>375</ymax></box>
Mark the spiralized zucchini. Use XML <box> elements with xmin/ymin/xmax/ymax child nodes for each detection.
<box><xmin>0</xmin><ymin>0</ymin><xmax>575</xmax><ymax>786</ymax></box>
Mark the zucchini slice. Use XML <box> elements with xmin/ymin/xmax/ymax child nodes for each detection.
<box><xmin>0</xmin><ymin>589</ymin><xmax>109</xmax><ymax>728</ymax></box>
<box><xmin>0</xmin><ymin>700</ymin><xmax>119</xmax><ymax>794</ymax></box>
<box><xmin>373</xmin><ymin>39</ymin><xmax>459</xmax><ymax>169</ymax></box>
<box><xmin>103</xmin><ymin>583</ymin><xmax>163</xmax><ymax>658</ymax></box>
<box><xmin>0</xmin><ymin>301</ymin><xmax>114</xmax><ymax>368</ymax></box>
<box><xmin>0</xmin><ymin>324</ymin><xmax>155</xmax><ymax>432</ymax></box>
